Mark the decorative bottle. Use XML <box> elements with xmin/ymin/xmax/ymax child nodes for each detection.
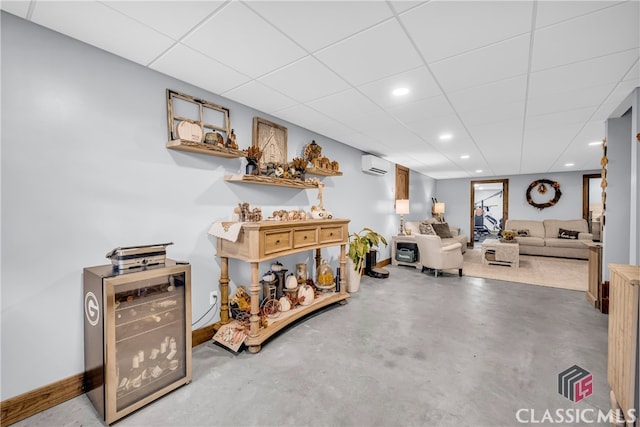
<box><xmin>129</xmin><ymin>355</ymin><xmax>142</xmax><ymax>389</ymax></box>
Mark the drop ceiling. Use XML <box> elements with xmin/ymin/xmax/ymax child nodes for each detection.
<box><xmin>2</xmin><ymin>0</ymin><xmax>638</xmax><ymax>179</ymax></box>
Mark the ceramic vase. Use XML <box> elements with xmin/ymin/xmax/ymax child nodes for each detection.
<box><xmin>346</xmin><ymin>258</ymin><xmax>362</xmax><ymax>293</ymax></box>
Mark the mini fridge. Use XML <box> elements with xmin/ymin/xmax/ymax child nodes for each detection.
<box><xmin>83</xmin><ymin>260</ymin><xmax>191</xmax><ymax>424</ymax></box>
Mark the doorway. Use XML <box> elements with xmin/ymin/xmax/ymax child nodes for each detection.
<box><xmin>583</xmin><ymin>173</ymin><xmax>603</xmax><ymax>241</ymax></box>
<box><xmin>470</xmin><ymin>179</ymin><xmax>509</xmax><ymax>246</ymax></box>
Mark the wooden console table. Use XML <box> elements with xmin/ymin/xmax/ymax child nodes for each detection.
<box><xmin>215</xmin><ymin>218</ymin><xmax>351</xmax><ymax>353</ymax></box>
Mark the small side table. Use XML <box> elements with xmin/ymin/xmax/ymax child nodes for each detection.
<box><xmin>391</xmin><ymin>235</ymin><xmax>421</xmax><ymax>269</ymax></box>
<box><xmin>481</xmin><ymin>239</ymin><xmax>519</xmax><ymax>268</ymax></box>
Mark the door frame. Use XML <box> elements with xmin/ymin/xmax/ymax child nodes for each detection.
<box><xmin>469</xmin><ymin>178</ymin><xmax>509</xmax><ymax>248</ymax></box>
<box><xmin>582</xmin><ymin>173</ymin><xmax>602</xmax><ymax>221</ymax></box>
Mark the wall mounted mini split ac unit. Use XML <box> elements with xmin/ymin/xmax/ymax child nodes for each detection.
<box><xmin>361</xmin><ymin>154</ymin><xmax>390</xmax><ymax>175</ymax></box>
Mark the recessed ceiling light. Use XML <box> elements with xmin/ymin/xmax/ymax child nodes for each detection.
<box><xmin>475</xmin><ymin>169</ymin><xmax>483</xmax><ymax>173</ymax></box>
<box><xmin>460</xmin><ymin>155</ymin><xmax>470</xmax><ymax>159</ymax></box>
<box><xmin>392</xmin><ymin>87</ymin><xmax>409</xmax><ymax>96</ymax></box>
<box><xmin>564</xmin><ymin>163</ymin><xmax>575</xmax><ymax>167</ymax></box>
<box><xmin>588</xmin><ymin>141</ymin><xmax>601</xmax><ymax>146</ymax></box>
<box><xmin>439</xmin><ymin>133</ymin><xmax>452</xmax><ymax>141</ymax></box>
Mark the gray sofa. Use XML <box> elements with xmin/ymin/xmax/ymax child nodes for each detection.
<box><xmin>503</xmin><ymin>219</ymin><xmax>593</xmax><ymax>260</ymax></box>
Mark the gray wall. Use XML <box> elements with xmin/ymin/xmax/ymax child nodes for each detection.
<box><xmin>435</xmin><ymin>170</ymin><xmax>599</xmax><ymax>241</ymax></box>
<box><xmin>0</xmin><ymin>12</ymin><xmax>436</xmax><ymax>400</ymax></box>
<box><xmin>603</xmin><ymin>87</ymin><xmax>640</xmax><ymax>278</ymax></box>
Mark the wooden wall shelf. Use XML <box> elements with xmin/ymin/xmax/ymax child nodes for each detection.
<box><xmin>224</xmin><ymin>174</ymin><xmax>319</xmax><ymax>189</ymax></box>
<box><xmin>306</xmin><ymin>167</ymin><xmax>343</xmax><ymax>177</ymax></box>
<box><xmin>166</xmin><ymin>139</ymin><xmax>244</xmax><ymax>158</ymax></box>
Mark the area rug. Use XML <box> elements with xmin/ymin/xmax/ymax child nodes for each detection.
<box><xmin>462</xmin><ymin>249</ymin><xmax>588</xmax><ymax>291</ymax></box>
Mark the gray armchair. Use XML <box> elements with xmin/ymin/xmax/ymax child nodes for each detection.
<box><xmin>414</xmin><ymin>234</ymin><xmax>463</xmax><ymax>277</ymax></box>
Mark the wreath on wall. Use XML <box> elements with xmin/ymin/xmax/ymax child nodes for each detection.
<box><xmin>526</xmin><ymin>179</ymin><xmax>562</xmax><ymax>210</ymax></box>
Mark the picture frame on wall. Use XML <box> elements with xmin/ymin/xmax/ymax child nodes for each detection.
<box><xmin>252</xmin><ymin>117</ymin><xmax>287</xmax><ymax>169</ymax></box>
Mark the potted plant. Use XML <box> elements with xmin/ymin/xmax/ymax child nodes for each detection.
<box><xmin>347</xmin><ymin>227</ymin><xmax>387</xmax><ymax>292</ymax></box>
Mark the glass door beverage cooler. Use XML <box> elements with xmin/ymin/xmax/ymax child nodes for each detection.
<box><xmin>83</xmin><ymin>260</ymin><xmax>191</xmax><ymax>424</ymax></box>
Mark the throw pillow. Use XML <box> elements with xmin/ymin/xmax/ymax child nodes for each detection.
<box><xmin>432</xmin><ymin>223</ymin><xmax>453</xmax><ymax>238</ymax></box>
<box><xmin>419</xmin><ymin>222</ymin><xmax>437</xmax><ymax>235</ymax></box>
<box><xmin>516</xmin><ymin>229</ymin><xmax>529</xmax><ymax>237</ymax></box>
<box><xmin>558</xmin><ymin>228</ymin><xmax>579</xmax><ymax>239</ymax></box>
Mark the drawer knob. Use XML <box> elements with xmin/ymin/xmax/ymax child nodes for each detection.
<box><xmin>276</xmin><ymin>240</ymin><xmax>280</xmax><ymax>244</ymax></box>
<box><xmin>304</xmin><ymin>236</ymin><xmax>308</xmax><ymax>240</ymax></box>
<box><xmin>329</xmin><ymin>232</ymin><xmax>333</xmax><ymax>236</ymax></box>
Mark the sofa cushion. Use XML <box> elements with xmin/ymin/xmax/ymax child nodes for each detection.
<box><xmin>432</xmin><ymin>223</ymin><xmax>453</xmax><ymax>238</ymax></box>
<box><xmin>515</xmin><ymin>236</ymin><xmax>545</xmax><ymax>247</ymax></box>
<box><xmin>546</xmin><ymin>237</ymin><xmax>589</xmax><ymax>249</ymax></box>
<box><xmin>418</xmin><ymin>222</ymin><xmax>437</xmax><ymax>235</ymax></box>
<box><xmin>505</xmin><ymin>220</ymin><xmax>545</xmax><ymax>238</ymax></box>
<box><xmin>543</xmin><ymin>219</ymin><xmax>588</xmax><ymax>239</ymax></box>
<box><xmin>558</xmin><ymin>228</ymin><xmax>580</xmax><ymax>239</ymax></box>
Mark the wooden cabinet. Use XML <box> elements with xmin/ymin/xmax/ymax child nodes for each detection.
<box><xmin>607</xmin><ymin>264</ymin><xmax>640</xmax><ymax>426</ymax></box>
<box><xmin>584</xmin><ymin>241</ymin><xmax>602</xmax><ymax>308</ymax></box>
<box><xmin>83</xmin><ymin>261</ymin><xmax>191</xmax><ymax>424</ymax></box>
<box><xmin>216</xmin><ymin>219</ymin><xmax>350</xmax><ymax>353</ymax></box>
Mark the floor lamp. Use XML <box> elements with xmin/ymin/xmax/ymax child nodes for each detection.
<box><xmin>396</xmin><ymin>199</ymin><xmax>410</xmax><ymax>235</ymax></box>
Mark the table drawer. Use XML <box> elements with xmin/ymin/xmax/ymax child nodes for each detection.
<box><xmin>293</xmin><ymin>228</ymin><xmax>318</xmax><ymax>248</ymax></box>
<box><xmin>263</xmin><ymin>231</ymin><xmax>292</xmax><ymax>255</ymax></box>
<box><xmin>319</xmin><ymin>226</ymin><xmax>344</xmax><ymax>243</ymax></box>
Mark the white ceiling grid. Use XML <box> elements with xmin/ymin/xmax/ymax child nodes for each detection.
<box><xmin>2</xmin><ymin>0</ymin><xmax>638</xmax><ymax>179</ymax></box>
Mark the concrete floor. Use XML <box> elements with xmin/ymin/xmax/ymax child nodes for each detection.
<box><xmin>13</xmin><ymin>265</ymin><xmax>610</xmax><ymax>427</ymax></box>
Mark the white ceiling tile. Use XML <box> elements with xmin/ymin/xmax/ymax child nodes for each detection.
<box><xmin>528</xmin><ymin>50</ymin><xmax>638</xmax><ymax>98</ymax></box>
<box><xmin>527</xmin><ymin>82</ymin><xmax>617</xmax><ymax>116</ymax></box>
<box><xmin>104</xmin><ymin>1</ymin><xmax>224</xmax><ymax>41</ymax></box>
<box><xmin>246</xmin><ymin>0</ymin><xmax>393</xmax><ymax>52</ymax></box>
<box><xmin>467</xmin><ymin>119</ymin><xmax>524</xmax><ymax>172</ymax></box>
<box><xmin>151</xmin><ymin>44</ymin><xmax>251</xmax><ymax>94</ymax></box>
<box><xmin>360</xmin><ymin>124</ymin><xmax>425</xmax><ymax>149</ymax></box>
<box><xmin>357</xmin><ymin>66</ymin><xmax>443</xmax><ymax>108</ymax></box>
<box><xmin>405</xmin><ymin>113</ymin><xmax>467</xmax><ymax>144</ymax></box>
<box><xmin>182</xmin><ymin>2</ymin><xmax>306</xmax><ymax>78</ymax></box>
<box><xmin>31</xmin><ymin>1</ymin><xmax>175</xmax><ymax>65</ymax></box>
<box><xmin>258</xmin><ymin>56</ymin><xmax>350</xmax><ymax>103</ymax></box>
<box><xmin>535</xmin><ymin>1</ymin><xmax>626</xmax><ymax>29</ymax></box>
<box><xmin>315</xmin><ymin>19</ymin><xmax>423</xmax><ymax>86</ymax></box>
<box><xmin>400</xmin><ymin>1</ymin><xmax>533</xmax><ymax>63</ymax></box>
<box><xmin>623</xmin><ymin>60</ymin><xmax>639</xmax><ymax>82</ymax></box>
<box><xmin>306</xmin><ymin>89</ymin><xmax>381</xmax><ymax>123</ymax></box>
<box><xmin>430</xmin><ymin>35</ymin><xmax>530</xmax><ymax>92</ymax></box>
<box><xmin>272</xmin><ymin>104</ymin><xmax>334</xmax><ymax>135</ymax></box>
<box><xmin>592</xmin><ymin>80</ymin><xmax>640</xmax><ymax>121</ymax></box>
<box><xmin>448</xmin><ymin>75</ymin><xmax>528</xmax><ymax>113</ymax></box>
<box><xmin>1</xmin><ymin>1</ymin><xmax>30</xmax><ymax>18</ymax></box>
<box><xmin>388</xmin><ymin>95</ymin><xmax>455</xmax><ymax>125</ymax></box>
<box><xmin>526</xmin><ymin>107</ymin><xmax>596</xmax><ymax>130</ymax></box>
<box><xmin>531</xmin><ymin>1</ymin><xmax>639</xmax><ymax>71</ymax></box>
<box><xmin>388</xmin><ymin>1</ymin><xmax>424</xmax><ymax>15</ymax></box>
<box><xmin>223</xmin><ymin>81</ymin><xmax>297</xmax><ymax>115</ymax></box>
<box><xmin>458</xmin><ymin>101</ymin><xmax>526</xmax><ymax>128</ymax></box>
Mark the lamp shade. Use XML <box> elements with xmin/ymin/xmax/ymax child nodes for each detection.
<box><xmin>434</xmin><ymin>202</ymin><xmax>446</xmax><ymax>214</ymax></box>
<box><xmin>395</xmin><ymin>199</ymin><xmax>410</xmax><ymax>215</ymax></box>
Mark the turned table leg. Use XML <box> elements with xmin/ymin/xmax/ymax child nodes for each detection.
<box><xmin>340</xmin><ymin>244</ymin><xmax>346</xmax><ymax>292</ymax></box>
<box><xmin>219</xmin><ymin>256</ymin><xmax>230</xmax><ymax>325</ymax></box>
<box><xmin>248</xmin><ymin>261</ymin><xmax>261</xmax><ymax>353</ymax></box>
